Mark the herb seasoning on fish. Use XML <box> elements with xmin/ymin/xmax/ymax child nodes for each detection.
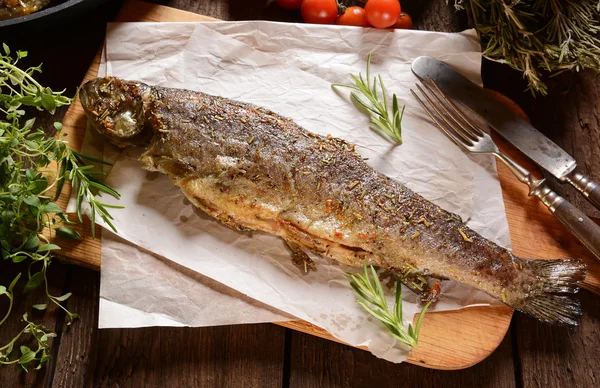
<box><xmin>80</xmin><ymin>76</ymin><xmax>587</xmax><ymax>326</ymax></box>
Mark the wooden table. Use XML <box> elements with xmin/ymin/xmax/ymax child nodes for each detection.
<box><xmin>1</xmin><ymin>0</ymin><xmax>599</xmax><ymax>386</ymax></box>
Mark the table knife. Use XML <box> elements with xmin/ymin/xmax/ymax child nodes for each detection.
<box><xmin>411</xmin><ymin>56</ymin><xmax>600</xmax><ymax>213</ymax></box>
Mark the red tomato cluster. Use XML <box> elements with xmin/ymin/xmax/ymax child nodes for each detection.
<box><xmin>274</xmin><ymin>0</ymin><xmax>412</xmax><ymax>29</ymax></box>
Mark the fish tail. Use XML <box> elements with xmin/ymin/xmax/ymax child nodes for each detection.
<box><xmin>514</xmin><ymin>258</ymin><xmax>586</xmax><ymax>326</ymax></box>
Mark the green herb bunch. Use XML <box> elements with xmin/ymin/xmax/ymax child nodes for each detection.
<box><xmin>349</xmin><ymin>262</ymin><xmax>431</xmax><ymax>348</ymax></box>
<box><xmin>333</xmin><ymin>53</ymin><xmax>406</xmax><ymax>144</ymax></box>
<box><xmin>458</xmin><ymin>0</ymin><xmax>600</xmax><ymax>95</ymax></box>
<box><xmin>0</xmin><ymin>43</ymin><xmax>121</xmax><ymax>371</ymax></box>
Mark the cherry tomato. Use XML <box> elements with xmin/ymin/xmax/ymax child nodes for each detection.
<box><xmin>301</xmin><ymin>0</ymin><xmax>339</xmax><ymax>25</ymax></box>
<box><xmin>364</xmin><ymin>0</ymin><xmax>401</xmax><ymax>29</ymax></box>
<box><xmin>393</xmin><ymin>12</ymin><xmax>412</xmax><ymax>29</ymax></box>
<box><xmin>336</xmin><ymin>6</ymin><xmax>369</xmax><ymax>27</ymax></box>
<box><xmin>275</xmin><ymin>0</ymin><xmax>303</xmax><ymax>10</ymax></box>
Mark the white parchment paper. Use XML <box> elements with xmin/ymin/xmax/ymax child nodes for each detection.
<box><xmin>99</xmin><ymin>229</ymin><xmax>292</xmax><ymax>328</ymax></box>
<box><xmin>79</xmin><ymin>22</ymin><xmax>511</xmax><ymax>363</ymax></box>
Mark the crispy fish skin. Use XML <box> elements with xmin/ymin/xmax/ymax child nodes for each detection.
<box><xmin>80</xmin><ymin>76</ymin><xmax>587</xmax><ymax>325</ymax></box>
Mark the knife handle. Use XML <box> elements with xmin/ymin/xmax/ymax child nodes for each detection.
<box><xmin>565</xmin><ymin>171</ymin><xmax>600</xmax><ymax>212</ymax></box>
<box><xmin>531</xmin><ymin>182</ymin><xmax>600</xmax><ymax>262</ymax></box>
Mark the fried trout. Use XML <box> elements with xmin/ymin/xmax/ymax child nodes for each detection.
<box><xmin>79</xmin><ymin>76</ymin><xmax>586</xmax><ymax>325</ymax></box>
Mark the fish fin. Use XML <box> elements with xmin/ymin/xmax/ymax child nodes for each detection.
<box><xmin>515</xmin><ymin>258</ymin><xmax>586</xmax><ymax>326</ymax></box>
<box><xmin>284</xmin><ymin>240</ymin><xmax>316</xmax><ymax>274</ymax></box>
<box><xmin>518</xmin><ymin>295</ymin><xmax>583</xmax><ymax>326</ymax></box>
<box><xmin>383</xmin><ymin>267</ymin><xmax>440</xmax><ymax>305</ymax></box>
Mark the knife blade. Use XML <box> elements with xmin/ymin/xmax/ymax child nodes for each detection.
<box><xmin>411</xmin><ymin>56</ymin><xmax>600</xmax><ymax>213</ymax></box>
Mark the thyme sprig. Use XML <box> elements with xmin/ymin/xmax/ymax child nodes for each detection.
<box><xmin>0</xmin><ymin>313</ymin><xmax>56</xmax><ymax>372</ymax></box>
<box><xmin>0</xmin><ymin>43</ymin><xmax>121</xmax><ymax>372</ymax></box>
<box><xmin>459</xmin><ymin>0</ymin><xmax>600</xmax><ymax>96</ymax></box>
<box><xmin>349</xmin><ymin>262</ymin><xmax>431</xmax><ymax>348</ymax></box>
<box><xmin>333</xmin><ymin>53</ymin><xmax>405</xmax><ymax>144</ymax></box>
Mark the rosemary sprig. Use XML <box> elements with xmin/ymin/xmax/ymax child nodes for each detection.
<box><xmin>332</xmin><ymin>53</ymin><xmax>406</xmax><ymax>144</ymax></box>
<box><xmin>459</xmin><ymin>0</ymin><xmax>600</xmax><ymax>96</ymax></box>
<box><xmin>349</xmin><ymin>262</ymin><xmax>431</xmax><ymax>348</ymax></box>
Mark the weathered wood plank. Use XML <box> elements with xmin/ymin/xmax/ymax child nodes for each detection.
<box><xmin>532</xmin><ymin>71</ymin><xmax>600</xmax><ymax>220</ymax></box>
<box><xmin>482</xmin><ymin>32</ymin><xmax>600</xmax><ymax>388</ymax></box>
<box><xmin>49</xmin><ymin>267</ymin><xmax>100</xmax><ymax>388</ymax></box>
<box><xmin>513</xmin><ymin>290</ymin><xmax>600</xmax><ymax>388</ymax></box>
<box><xmin>482</xmin><ymin>58</ymin><xmax>600</xmax><ymax>220</ymax></box>
<box><xmin>404</xmin><ymin>0</ymin><xmax>467</xmax><ymax>32</ymax></box>
<box><xmin>0</xmin><ymin>263</ymin><xmax>67</xmax><ymax>387</ymax></box>
<box><xmin>150</xmin><ymin>0</ymin><xmax>302</xmax><ymax>22</ymax></box>
<box><xmin>277</xmin><ymin>305</ymin><xmax>513</xmax><ymax>370</ymax></box>
<box><xmin>92</xmin><ymin>324</ymin><xmax>287</xmax><ymax>387</ymax></box>
<box><xmin>287</xmin><ymin>329</ymin><xmax>516</xmax><ymax>388</ymax></box>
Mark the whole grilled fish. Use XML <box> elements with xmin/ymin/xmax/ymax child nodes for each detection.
<box><xmin>80</xmin><ymin>76</ymin><xmax>586</xmax><ymax>325</ymax></box>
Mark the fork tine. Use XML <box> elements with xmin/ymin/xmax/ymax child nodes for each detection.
<box><xmin>427</xmin><ymin>76</ymin><xmax>485</xmax><ymax>137</ymax></box>
<box><xmin>413</xmin><ymin>84</ymin><xmax>474</xmax><ymax>147</ymax></box>
<box><xmin>419</xmin><ymin>80</ymin><xmax>480</xmax><ymax>142</ymax></box>
<box><xmin>410</xmin><ymin>87</ymin><xmax>472</xmax><ymax>152</ymax></box>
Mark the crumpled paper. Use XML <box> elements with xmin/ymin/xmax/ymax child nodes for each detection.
<box><xmin>99</xmin><ymin>230</ymin><xmax>292</xmax><ymax>328</ymax></box>
<box><xmin>75</xmin><ymin>21</ymin><xmax>511</xmax><ymax>363</ymax></box>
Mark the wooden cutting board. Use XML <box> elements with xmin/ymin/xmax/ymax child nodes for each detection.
<box><xmin>53</xmin><ymin>0</ymin><xmax>600</xmax><ymax>370</ymax></box>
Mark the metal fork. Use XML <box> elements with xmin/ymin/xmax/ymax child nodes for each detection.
<box><xmin>411</xmin><ymin>78</ymin><xmax>600</xmax><ymax>262</ymax></box>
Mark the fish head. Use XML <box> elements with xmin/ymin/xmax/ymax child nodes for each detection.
<box><xmin>79</xmin><ymin>76</ymin><xmax>152</xmax><ymax>147</ymax></box>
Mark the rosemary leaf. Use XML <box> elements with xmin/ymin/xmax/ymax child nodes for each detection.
<box><xmin>394</xmin><ymin>276</ymin><xmax>403</xmax><ymax>323</ymax></box>
<box><xmin>414</xmin><ymin>301</ymin><xmax>431</xmax><ymax>341</ymax></box>
<box><xmin>460</xmin><ymin>0</ymin><xmax>600</xmax><ymax>96</ymax></box>
<box><xmin>348</xmin><ymin>261</ymin><xmax>431</xmax><ymax>348</ymax></box>
<box><xmin>333</xmin><ymin>53</ymin><xmax>406</xmax><ymax>143</ymax></box>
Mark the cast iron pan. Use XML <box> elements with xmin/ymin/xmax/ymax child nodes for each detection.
<box><xmin>0</xmin><ymin>0</ymin><xmax>109</xmax><ymax>29</ymax></box>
